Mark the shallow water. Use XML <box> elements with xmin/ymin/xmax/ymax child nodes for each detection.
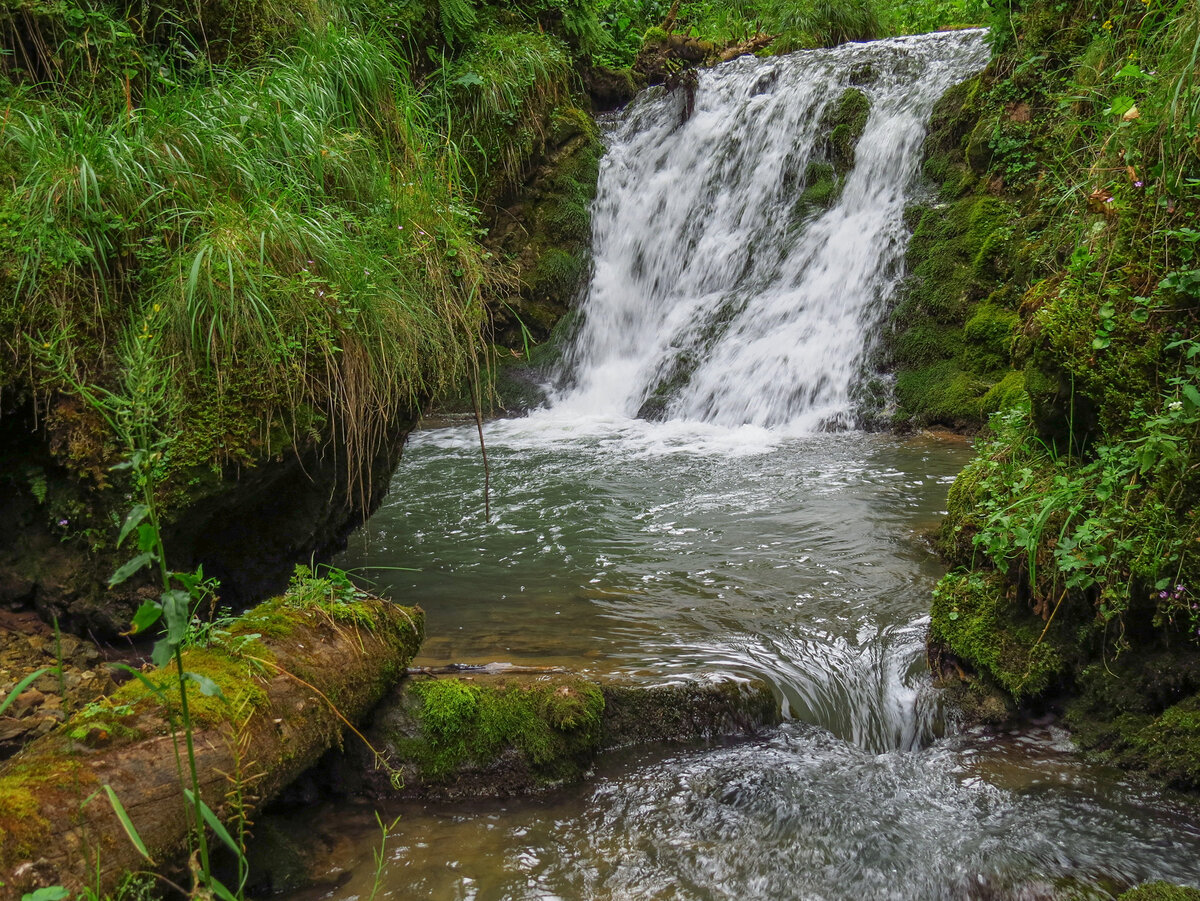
<box><xmin>345</xmin><ymin>419</ymin><xmax>965</xmax><ymax>751</ymax></box>
<box><xmin>300</xmin><ymin>420</ymin><xmax>1200</xmax><ymax>900</ymax></box>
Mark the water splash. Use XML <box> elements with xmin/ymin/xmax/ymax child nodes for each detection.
<box><xmin>554</xmin><ymin>31</ymin><xmax>990</xmax><ymax>430</ymax></box>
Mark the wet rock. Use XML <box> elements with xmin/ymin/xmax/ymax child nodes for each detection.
<box><xmin>338</xmin><ymin>671</ymin><xmax>780</xmax><ymax>802</ymax></box>
<box><xmin>582</xmin><ymin>63</ymin><xmax>643</xmax><ymax>111</ymax></box>
<box><xmin>634</xmin><ymin>32</ymin><xmax>716</xmax><ymax>86</ymax></box>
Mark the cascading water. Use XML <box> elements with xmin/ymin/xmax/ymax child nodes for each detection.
<box><xmin>301</xmin><ymin>31</ymin><xmax>1200</xmax><ymax>901</ymax></box>
<box><xmin>558</xmin><ymin>30</ymin><xmax>990</xmax><ymax>429</ymax></box>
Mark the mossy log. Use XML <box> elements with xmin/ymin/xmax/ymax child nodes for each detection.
<box><xmin>0</xmin><ymin>595</ymin><xmax>424</xmax><ymax>900</ymax></box>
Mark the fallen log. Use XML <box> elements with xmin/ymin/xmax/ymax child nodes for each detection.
<box><xmin>719</xmin><ymin>33</ymin><xmax>778</xmax><ymax>62</ymax></box>
<box><xmin>0</xmin><ymin>591</ymin><xmax>424</xmax><ymax>900</ymax></box>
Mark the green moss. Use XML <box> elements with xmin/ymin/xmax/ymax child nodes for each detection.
<box><xmin>0</xmin><ymin>781</ymin><xmax>51</xmax><ymax>863</ymax></box>
<box><xmin>895</xmin><ymin>323</ymin><xmax>964</xmax><ymax>369</ymax></box>
<box><xmin>930</xmin><ymin>571</ymin><xmax>1070</xmax><ymax>699</ymax></box>
<box><xmin>894</xmin><ymin>360</ymin><xmax>986</xmax><ymax>426</ymax></box>
<box><xmin>642</xmin><ymin>25</ymin><xmax>669</xmax><ymax>45</ymax></box>
<box><xmin>1119</xmin><ymin>883</ymin><xmax>1200</xmax><ymax>900</ymax></box>
<box><xmin>0</xmin><ymin>753</ymin><xmax>91</xmax><ymax>870</ymax></box>
<box><xmin>940</xmin><ymin>457</ymin><xmax>987</xmax><ymax>560</ymax></box>
<box><xmin>889</xmin><ymin>190</ymin><xmax>1022</xmax><ymax>428</ymax></box>
<box><xmin>110</xmin><ymin>644</ymin><xmax>269</xmax><ymax>729</ymax></box>
<box><xmin>526</xmin><ymin>248</ymin><xmax>586</xmax><ymax>301</ymax></box>
<box><xmin>795</xmin><ymin>160</ymin><xmax>839</xmax><ymax>218</ymax></box>
<box><xmin>823</xmin><ymin>88</ymin><xmax>870</xmax><ymax>175</ymax></box>
<box><xmin>402</xmin><ymin>676</ymin><xmax>605</xmax><ymax>782</ymax></box>
<box><xmin>961</xmin><ymin>303</ymin><xmax>1018</xmax><ymax>373</ymax></box>
<box><xmin>979</xmin><ymin>369</ymin><xmax>1027</xmax><ymax>415</ymax></box>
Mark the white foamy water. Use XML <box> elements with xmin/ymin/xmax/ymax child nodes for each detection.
<box><xmin>552</xmin><ymin>30</ymin><xmax>990</xmax><ymax>430</ymax></box>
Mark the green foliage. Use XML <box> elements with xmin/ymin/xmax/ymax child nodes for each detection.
<box><xmin>433</xmin><ymin>27</ymin><xmax>574</xmax><ymax>198</ymax></box>
<box><xmin>878</xmin><ymin>0</ymin><xmax>987</xmax><ymax>35</ymax></box>
<box><xmin>776</xmin><ymin>0</ymin><xmax>880</xmax><ymax>48</ymax></box>
<box><xmin>2</xmin><ymin>17</ymin><xmax>492</xmax><ymax>498</ymax></box>
<box><xmin>917</xmin><ymin>0</ymin><xmax>1200</xmax><ymax>745</ymax></box>
<box><xmin>438</xmin><ymin>0</ymin><xmax>478</xmax><ymax>46</ymax></box>
<box><xmin>950</xmin><ymin>399</ymin><xmax>1199</xmax><ymax>644</ymax></box>
<box><xmin>284</xmin><ymin>563</ymin><xmax>381</xmax><ymax>628</ymax></box>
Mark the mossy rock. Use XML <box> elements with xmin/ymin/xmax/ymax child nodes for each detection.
<box><xmin>893</xmin><ymin>359</ymin><xmax>986</xmax><ymax>427</ymax></box>
<box><xmin>887</xmin><ymin>189</ymin><xmax>1022</xmax><ymax>429</ymax></box>
<box><xmin>794</xmin><ymin>160</ymin><xmax>840</xmax><ymax>219</ymax></box>
<box><xmin>483</xmin><ymin>105</ymin><xmax>602</xmax><ymax>359</ymax></box>
<box><xmin>1067</xmin><ymin>652</ymin><xmax>1200</xmax><ymax>790</ymax></box>
<box><xmin>350</xmin><ymin>672</ymin><xmax>780</xmax><ymax>801</ymax></box>
<box><xmin>961</xmin><ymin>303</ymin><xmax>1018</xmax><ymax>374</ymax></box>
<box><xmin>979</xmin><ymin>369</ymin><xmax>1027</xmax><ymax>416</ymax></box>
<box><xmin>929</xmin><ymin>571</ymin><xmax>1072</xmax><ymax>701</ymax></box>
<box><xmin>1119</xmin><ymin>883</ymin><xmax>1200</xmax><ymax>900</ymax></box>
<box><xmin>525</xmin><ymin>248</ymin><xmax>586</xmax><ymax>302</ymax></box>
<box><xmin>821</xmin><ymin>88</ymin><xmax>871</xmax><ymax>176</ymax></box>
<box><xmin>371</xmin><ymin>674</ymin><xmax>605</xmax><ymax>796</ymax></box>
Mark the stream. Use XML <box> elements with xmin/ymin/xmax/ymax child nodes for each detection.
<box><xmin>278</xmin><ymin>29</ymin><xmax>1200</xmax><ymax>900</ymax></box>
<box><xmin>284</xmin><ymin>420</ymin><xmax>1200</xmax><ymax>900</ymax></box>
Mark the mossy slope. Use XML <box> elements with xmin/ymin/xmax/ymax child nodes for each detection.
<box><xmin>920</xmin><ymin>0</ymin><xmax>1200</xmax><ymax>790</ymax></box>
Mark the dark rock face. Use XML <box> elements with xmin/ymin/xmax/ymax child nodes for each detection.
<box><xmin>0</xmin><ymin>393</ymin><xmax>414</xmax><ymax>636</ymax></box>
<box><xmin>583</xmin><ymin>63</ymin><xmax>644</xmax><ymax>111</ymax></box>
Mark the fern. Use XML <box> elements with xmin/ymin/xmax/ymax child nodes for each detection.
<box><xmin>439</xmin><ymin>0</ymin><xmax>478</xmax><ymax>47</ymax></box>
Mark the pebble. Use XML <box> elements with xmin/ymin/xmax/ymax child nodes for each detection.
<box><xmin>0</xmin><ymin>618</ymin><xmax>126</xmax><ymax>760</ymax></box>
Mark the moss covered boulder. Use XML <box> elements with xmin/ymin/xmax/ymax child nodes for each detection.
<box><xmin>341</xmin><ymin>672</ymin><xmax>780</xmax><ymax>801</ymax></box>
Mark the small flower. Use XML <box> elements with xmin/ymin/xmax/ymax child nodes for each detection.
<box><xmin>1103</xmin><ymin>18</ymin><xmax>1113</xmax><ymax>30</ymax></box>
<box><xmin>58</xmin><ymin>518</ymin><xmax>68</xmax><ymax>527</ymax></box>
<box><xmin>1169</xmin><ymin>400</ymin><xmax>1184</xmax><ymax>412</ymax></box>
<box><xmin>1134</xmin><ymin>180</ymin><xmax>1144</xmax><ymax>188</ymax></box>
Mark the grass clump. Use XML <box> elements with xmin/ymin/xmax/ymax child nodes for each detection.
<box><xmin>434</xmin><ymin>27</ymin><xmax>575</xmax><ymax>200</ymax></box>
<box><xmin>1</xmin><ymin>13</ymin><xmax>500</xmax><ymax>519</ymax></box>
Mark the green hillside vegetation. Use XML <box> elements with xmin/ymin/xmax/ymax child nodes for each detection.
<box><xmin>915</xmin><ymin>0</ymin><xmax>1200</xmax><ymax>788</ymax></box>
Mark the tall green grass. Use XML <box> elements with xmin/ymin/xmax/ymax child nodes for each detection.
<box><xmin>433</xmin><ymin>27</ymin><xmax>575</xmax><ymax>199</ymax></box>
<box><xmin>1</xmin><ymin>18</ymin><xmax>496</xmax><ymax>493</ymax></box>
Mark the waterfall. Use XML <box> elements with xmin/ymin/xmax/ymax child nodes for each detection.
<box><xmin>552</xmin><ymin>30</ymin><xmax>990</xmax><ymax>431</ymax></box>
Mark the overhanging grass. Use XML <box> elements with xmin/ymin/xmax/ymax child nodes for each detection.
<box><xmin>1</xmin><ymin>20</ymin><xmax>500</xmax><ymax>495</ymax></box>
